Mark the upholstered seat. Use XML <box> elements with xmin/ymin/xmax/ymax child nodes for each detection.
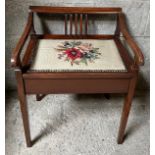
<box><xmin>30</xmin><ymin>39</ymin><xmax>127</xmax><ymax>72</ymax></box>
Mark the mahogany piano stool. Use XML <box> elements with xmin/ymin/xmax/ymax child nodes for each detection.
<box><xmin>11</xmin><ymin>6</ymin><xmax>144</xmax><ymax>147</ymax></box>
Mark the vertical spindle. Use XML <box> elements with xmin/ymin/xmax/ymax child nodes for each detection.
<box><xmin>64</xmin><ymin>14</ymin><xmax>68</xmax><ymax>35</ymax></box>
<box><xmin>85</xmin><ymin>14</ymin><xmax>88</xmax><ymax>35</ymax></box>
<box><xmin>80</xmin><ymin>14</ymin><xmax>83</xmax><ymax>35</ymax></box>
<box><xmin>70</xmin><ymin>14</ymin><xmax>73</xmax><ymax>35</ymax></box>
<box><xmin>75</xmin><ymin>14</ymin><xmax>78</xmax><ymax>35</ymax></box>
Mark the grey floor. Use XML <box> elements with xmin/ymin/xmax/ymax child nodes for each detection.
<box><xmin>6</xmin><ymin>91</ymin><xmax>150</xmax><ymax>155</ymax></box>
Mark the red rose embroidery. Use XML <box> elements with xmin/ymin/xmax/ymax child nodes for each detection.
<box><xmin>65</xmin><ymin>48</ymin><xmax>83</xmax><ymax>60</ymax></box>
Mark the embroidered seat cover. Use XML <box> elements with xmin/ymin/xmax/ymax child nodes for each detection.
<box><xmin>30</xmin><ymin>39</ymin><xmax>127</xmax><ymax>72</ymax></box>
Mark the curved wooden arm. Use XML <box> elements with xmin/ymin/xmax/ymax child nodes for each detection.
<box><xmin>11</xmin><ymin>12</ymin><xmax>33</xmax><ymax>68</ymax></box>
<box><xmin>118</xmin><ymin>13</ymin><xmax>144</xmax><ymax>66</ymax></box>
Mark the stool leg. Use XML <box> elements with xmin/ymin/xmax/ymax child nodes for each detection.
<box><xmin>16</xmin><ymin>70</ymin><xmax>31</xmax><ymax>147</ymax></box>
<box><xmin>117</xmin><ymin>77</ymin><xmax>137</xmax><ymax>144</ymax></box>
<box><xmin>36</xmin><ymin>94</ymin><xmax>46</xmax><ymax>101</ymax></box>
<box><xmin>104</xmin><ymin>93</ymin><xmax>111</xmax><ymax>100</ymax></box>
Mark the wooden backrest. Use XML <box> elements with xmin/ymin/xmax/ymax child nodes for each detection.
<box><xmin>29</xmin><ymin>6</ymin><xmax>122</xmax><ymax>35</ymax></box>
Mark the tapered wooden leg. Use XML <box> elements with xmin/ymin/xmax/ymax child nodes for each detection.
<box><xmin>15</xmin><ymin>69</ymin><xmax>31</xmax><ymax>147</ymax></box>
<box><xmin>117</xmin><ymin>77</ymin><xmax>137</xmax><ymax>144</ymax></box>
<box><xmin>36</xmin><ymin>94</ymin><xmax>46</xmax><ymax>101</ymax></box>
<box><xmin>104</xmin><ymin>93</ymin><xmax>111</xmax><ymax>100</ymax></box>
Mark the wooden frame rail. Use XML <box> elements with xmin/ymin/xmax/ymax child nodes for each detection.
<box><xmin>118</xmin><ymin>13</ymin><xmax>144</xmax><ymax>66</ymax></box>
<box><xmin>29</xmin><ymin>6</ymin><xmax>122</xmax><ymax>14</ymax></box>
<box><xmin>11</xmin><ymin>12</ymin><xmax>34</xmax><ymax>68</ymax></box>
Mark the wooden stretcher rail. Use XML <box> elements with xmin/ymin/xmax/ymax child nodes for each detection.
<box><xmin>24</xmin><ymin>78</ymin><xmax>130</xmax><ymax>94</ymax></box>
<box><xmin>32</xmin><ymin>34</ymin><xmax>115</xmax><ymax>39</ymax></box>
<box><xmin>23</xmin><ymin>72</ymin><xmax>135</xmax><ymax>79</ymax></box>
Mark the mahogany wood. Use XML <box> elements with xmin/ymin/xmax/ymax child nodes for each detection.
<box><xmin>15</xmin><ymin>69</ymin><xmax>31</xmax><ymax>147</ymax></box>
<box><xmin>24</xmin><ymin>78</ymin><xmax>130</xmax><ymax>94</ymax></box>
<box><xmin>64</xmin><ymin>14</ymin><xmax>67</xmax><ymax>35</ymax></box>
<box><xmin>36</xmin><ymin>94</ymin><xmax>46</xmax><ymax>101</ymax></box>
<box><xmin>31</xmin><ymin>12</ymin><xmax>36</xmax><ymax>34</ymax></box>
<box><xmin>11</xmin><ymin>12</ymin><xmax>33</xmax><ymax>68</ymax></box>
<box><xmin>85</xmin><ymin>14</ymin><xmax>88</xmax><ymax>35</ymax></box>
<box><xmin>29</xmin><ymin>6</ymin><xmax>122</xmax><ymax>14</ymax></box>
<box><xmin>80</xmin><ymin>14</ymin><xmax>83</xmax><ymax>35</ymax></box>
<box><xmin>118</xmin><ymin>13</ymin><xmax>144</xmax><ymax>66</ymax></box>
<box><xmin>70</xmin><ymin>14</ymin><xmax>73</xmax><ymax>35</ymax></box>
<box><xmin>114</xmin><ymin>38</ymin><xmax>134</xmax><ymax>71</ymax></box>
<box><xmin>23</xmin><ymin>72</ymin><xmax>134</xmax><ymax>79</ymax></box>
<box><xmin>11</xmin><ymin>6</ymin><xmax>144</xmax><ymax>147</ymax></box>
<box><xmin>32</xmin><ymin>34</ymin><xmax>115</xmax><ymax>39</ymax></box>
<box><xmin>22</xmin><ymin>36</ymin><xmax>38</xmax><ymax>67</ymax></box>
<box><xmin>114</xmin><ymin>14</ymin><xmax>120</xmax><ymax>37</ymax></box>
<box><xmin>104</xmin><ymin>93</ymin><xmax>111</xmax><ymax>100</ymax></box>
<box><xmin>117</xmin><ymin>75</ymin><xmax>138</xmax><ymax>144</ymax></box>
<box><xmin>75</xmin><ymin>14</ymin><xmax>78</xmax><ymax>35</ymax></box>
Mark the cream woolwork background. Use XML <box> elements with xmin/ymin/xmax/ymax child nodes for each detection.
<box><xmin>30</xmin><ymin>39</ymin><xmax>126</xmax><ymax>72</ymax></box>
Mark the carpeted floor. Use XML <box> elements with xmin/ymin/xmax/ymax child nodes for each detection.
<box><xmin>6</xmin><ymin>91</ymin><xmax>150</xmax><ymax>155</ymax></box>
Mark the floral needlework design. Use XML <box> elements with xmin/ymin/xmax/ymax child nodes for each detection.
<box><xmin>54</xmin><ymin>41</ymin><xmax>101</xmax><ymax>66</ymax></box>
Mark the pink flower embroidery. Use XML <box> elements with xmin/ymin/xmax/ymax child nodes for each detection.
<box><xmin>65</xmin><ymin>48</ymin><xmax>83</xmax><ymax>60</ymax></box>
